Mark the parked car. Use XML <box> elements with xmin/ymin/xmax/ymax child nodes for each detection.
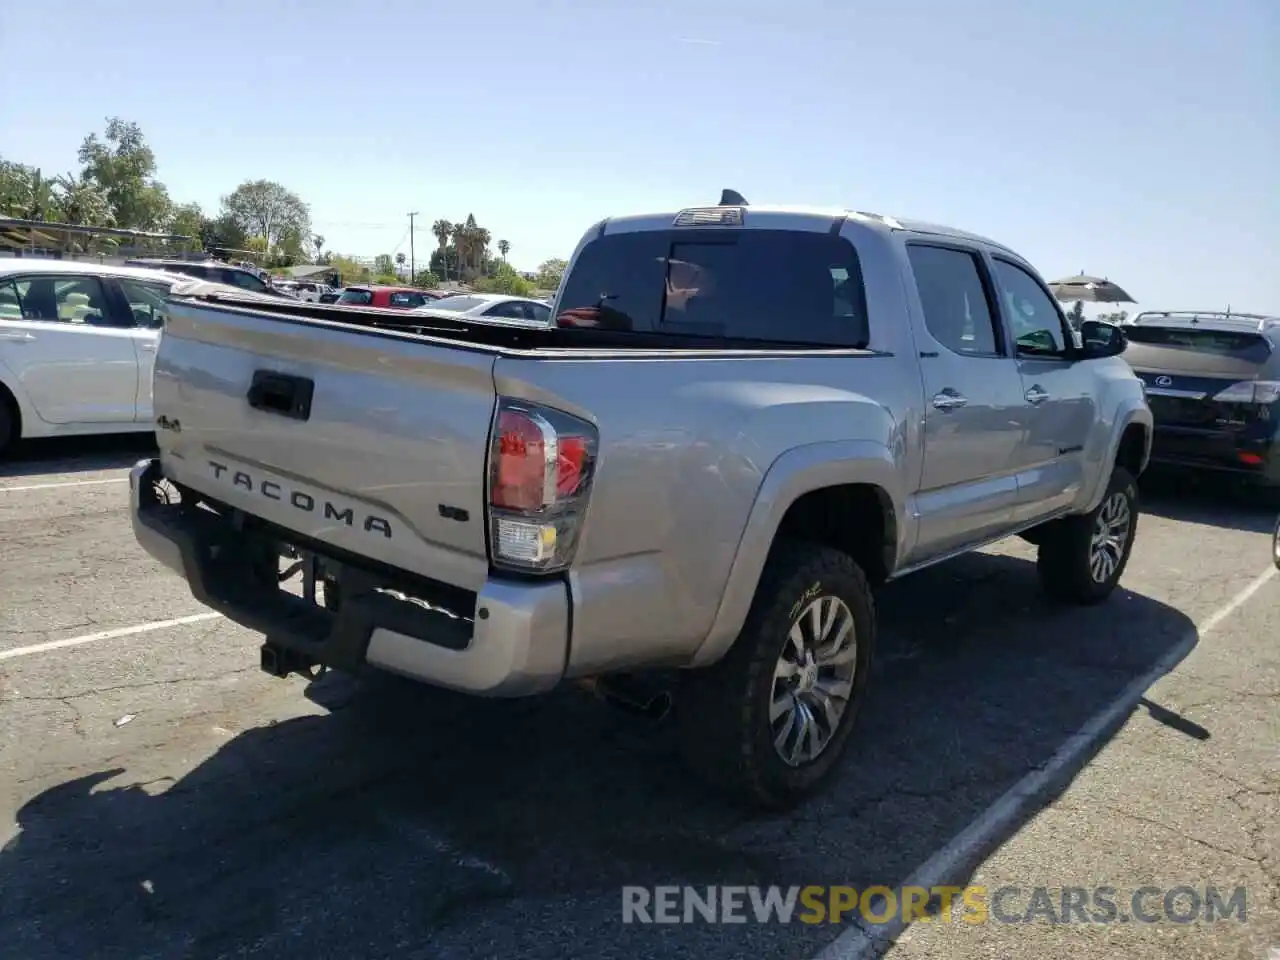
<box><xmin>129</xmin><ymin>192</ymin><xmax>1150</xmax><ymax>809</ymax></box>
<box><xmin>1121</xmin><ymin>310</ymin><xmax>1280</xmax><ymax>487</ymax></box>
<box><xmin>284</xmin><ymin>280</ymin><xmax>336</xmax><ymax>303</ymax></box>
<box><xmin>0</xmin><ymin>259</ymin><xmax>254</xmax><ymax>454</ymax></box>
<box><xmin>123</xmin><ymin>258</ymin><xmax>295</xmax><ymax>298</ymax></box>
<box><xmin>416</xmin><ymin>293</ymin><xmax>552</xmax><ymax>325</ymax></box>
<box><xmin>334</xmin><ymin>285</ymin><xmax>435</xmax><ymax>309</ymax></box>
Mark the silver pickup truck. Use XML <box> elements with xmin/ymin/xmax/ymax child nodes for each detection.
<box><xmin>130</xmin><ymin>193</ymin><xmax>1152</xmax><ymax>809</ymax></box>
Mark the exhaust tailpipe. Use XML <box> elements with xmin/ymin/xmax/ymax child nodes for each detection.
<box><xmin>579</xmin><ymin>675</ymin><xmax>672</xmax><ymax>721</ymax></box>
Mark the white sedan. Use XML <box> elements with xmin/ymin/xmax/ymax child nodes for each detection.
<box><xmin>0</xmin><ymin>259</ymin><xmax>243</xmax><ymax>454</ymax></box>
<box><xmin>413</xmin><ymin>293</ymin><xmax>552</xmax><ymax>326</ymax></box>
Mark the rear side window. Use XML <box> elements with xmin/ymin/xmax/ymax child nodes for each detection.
<box><xmin>907</xmin><ymin>245</ymin><xmax>1000</xmax><ymax>356</ymax></box>
<box><xmin>1125</xmin><ymin>326</ymin><xmax>1273</xmax><ymax>363</ymax></box>
<box><xmin>555</xmin><ymin>229</ymin><xmax>869</xmax><ymax>347</ymax></box>
<box><xmin>389</xmin><ymin>291</ymin><xmax>427</xmax><ymax>307</ymax></box>
<box><xmin>338</xmin><ymin>288</ymin><xmax>373</xmax><ymax>305</ymax></box>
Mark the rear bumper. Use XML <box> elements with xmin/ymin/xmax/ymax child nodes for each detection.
<box><xmin>1148</xmin><ymin>424</ymin><xmax>1280</xmax><ymax>483</ymax></box>
<box><xmin>129</xmin><ymin>458</ymin><xmax>569</xmax><ymax>696</ymax></box>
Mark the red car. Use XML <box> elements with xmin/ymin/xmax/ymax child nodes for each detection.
<box><xmin>334</xmin><ymin>285</ymin><xmax>437</xmax><ymax>309</ymax></box>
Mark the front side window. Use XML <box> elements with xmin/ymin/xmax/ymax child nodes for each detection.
<box><xmin>991</xmin><ymin>259</ymin><xmax>1069</xmax><ymax>357</ymax></box>
<box><xmin>118</xmin><ymin>277</ymin><xmax>172</xmax><ymax>328</ymax></box>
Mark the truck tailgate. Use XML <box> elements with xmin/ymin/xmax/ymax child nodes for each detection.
<box><xmin>152</xmin><ymin>300</ymin><xmax>498</xmax><ymax>591</ymax></box>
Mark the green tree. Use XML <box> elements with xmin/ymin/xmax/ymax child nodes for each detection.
<box><xmin>0</xmin><ymin>162</ymin><xmax>57</xmax><ymax>220</ymax></box>
<box><xmin>428</xmin><ymin>245</ymin><xmax>459</xmax><ymax>279</ymax></box>
<box><xmin>473</xmin><ymin>262</ymin><xmax>534</xmax><ymax>297</ymax></box>
<box><xmin>76</xmin><ymin>118</ymin><xmax>172</xmax><ymax>230</ymax></box>
<box><xmin>168</xmin><ymin>202</ymin><xmax>205</xmax><ymax>247</ymax></box>
<box><xmin>221</xmin><ymin>179</ymin><xmax>311</xmax><ymax>253</ymax></box>
<box><xmin>374</xmin><ymin>253</ymin><xmax>395</xmax><ymax>276</ymax></box>
<box><xmin>329</xmin><ymin>254</ymin><xmax>367</xmax><ymax>284</ymax></box>
<box><xmin>311</xmin><ymin>233</ymin><xmax>325</xmax><ymax>261</ymax></box>
<box><xmin>200</xmin><ymin>212</ymin><xmax>246</xmax><ymax>256</ymax></box>
<box><xmin>413</xmin><ymin>269</ymin><xmax>440</xmax><ymax>288</ymax></box>
<box><xmin>497</xmin><ymin>238</ymin><xmax>510</xmax><ymax>262</ymax></box>
<box><xmin>535</xmin><ymin>257</ymin><xmax>567</xmax><ymax>291</ymax></box>
<box><xmin>395</xmin><ymin>252</ymin><xmax>407</xmax><ymax>276</ymax></box>
<box><xmin>432</xmin><ymin>219</ymin><xmax>453</xmax><ymax>280</ymax></box>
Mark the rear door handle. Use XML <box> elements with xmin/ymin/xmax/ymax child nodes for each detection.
<box><xmin>931</xmin><ymin>390</ymin><xmax>968</xmax><ymax>410</ymax></box>
<box><xmin>1025</xmin><ymin>385</ymin><xmax>1050</xmax><ymax>404</ymax></box>
<box><xmin>0</xmin><ymin>332</ymin><xmax>36</xmax><ymax>343</ymax></box>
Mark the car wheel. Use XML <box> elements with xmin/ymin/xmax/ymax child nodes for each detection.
<box><xmin>1036</xmin><ymin>465</ymin><xmax>1138</xmax><ymax>605</ymax></box>
<box><xmin>1272</xmin><ymin>513</ymin><xmax>1280</xmax><ymax>572</ymax></box>
<box><xmin>674</xmin><ymin>539</ymin><xmax>876</xmax><ymax>810</ymax></box>
<box><xmin>0</xmin><ymin>399</ymin><xmax>14</xmax><ymax>456</ymax></box>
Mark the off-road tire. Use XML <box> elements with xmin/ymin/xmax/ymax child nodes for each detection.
<box><xmin>674</xmin><ymin>539</ymin><xmax>876</xmax><ymax>811</ymax></box>
<box><xmin>1036</xmin><ymin>465</ymin><xmax>1138</xmax><ymax>605</ymax></box>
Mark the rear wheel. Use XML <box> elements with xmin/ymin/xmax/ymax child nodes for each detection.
<box><xmin>1037</xmin><ymin>465</ymin><xmax>1138</xmax><ymax>604</ymax></box>
<box><xmin>674</xmin><ymin>539</ymin><xmax>875</xmax><ymax>810</ymax></box>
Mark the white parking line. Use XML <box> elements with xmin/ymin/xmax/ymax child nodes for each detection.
<box><xmin>0</xmin><ymin>612</ymin><xmax>224</xmax><ymax>662</ymax></box>
<box><xmin>0</xmin><ymin>477</ymin><xmax>129</xmax><ymax>493</ymax></box>
<box><xmin>813</xmin><ymin>564</ymin><xmax>1279</xmax><ymax>960</ymax></box>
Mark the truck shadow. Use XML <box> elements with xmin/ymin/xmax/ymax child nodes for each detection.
<box><xmin>0</xmin><ymin>433</ymin><xmax>156</xmax><ymax>479</ymax></box>
<box><xmin>0</xmin><ymin>551</ymin><xmax>1198</xmax><ymax>960</ymax></box>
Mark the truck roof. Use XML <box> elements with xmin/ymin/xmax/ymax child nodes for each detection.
<box><xmin>595</xmin><ymin>199</ymin><xmax>1023</xmax><ymax>260</ymax></box>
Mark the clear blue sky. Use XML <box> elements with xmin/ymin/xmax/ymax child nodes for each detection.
<box><xmin>2</xmin><ymin>0</ymin><xmax>1275</xmax><ymax>313</ymax></box>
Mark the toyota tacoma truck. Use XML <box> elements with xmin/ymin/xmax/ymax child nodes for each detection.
<box><xmin>129</xmin><ymin>191</ymin><xmax>1152</xmax><ymax>809</ymax></box>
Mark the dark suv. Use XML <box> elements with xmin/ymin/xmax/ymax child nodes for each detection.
<box><xmin>124</xmin><ymin>259</ymin><xmax>290</xmax><ymax>297</ymax></box>
<box><xmin>1123</xmin><ymin>310</ymin><xmax>1280</xmax><ymax>485</ymax></box>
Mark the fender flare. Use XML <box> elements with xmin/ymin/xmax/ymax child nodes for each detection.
<box><xmin>689</xmin><ymin>440</ymin><xmax>905</xmax><ymax>667</ymax></box>
<box><xmin>0</xmin><ymin>361</ymin><xmax>29</xmax><ymax>437</ymax></box>
<box><xmin>1082</xmin><ymin>400</ymin><xmax>1153</xmax><ymax>512</ymax></box>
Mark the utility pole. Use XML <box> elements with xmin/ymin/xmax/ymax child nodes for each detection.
<box><xmin>407</xmin><ymin>211</ymin><xmax>418</xmax><ymax>284</ymax></box>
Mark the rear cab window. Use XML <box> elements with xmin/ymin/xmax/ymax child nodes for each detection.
<box><xmin>555</xmin><ymin>226</ymin><xmax>869</xmax><ymax>347</ymax></box>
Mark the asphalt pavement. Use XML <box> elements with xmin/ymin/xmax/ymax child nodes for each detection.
<box><xmin>0</xmin><ymin>436</ymin><xmax>1276</xmax><ymax>960</ymax></box>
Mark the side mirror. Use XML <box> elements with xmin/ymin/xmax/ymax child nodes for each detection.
<box><xmin>1078</xmin><ymin>319</ymin><xmax>1127</xmax><ymax>359</ymax></box>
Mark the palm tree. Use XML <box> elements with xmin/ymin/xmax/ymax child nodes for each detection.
<box><xmin>395</xmin><ymin>251</ymin><xmax>406</xmax><ymax>277</ymax></box>
<box><xmin>312</xmin><ymin>234</ymin><xmax>325</xmax><ymax>261</ymax></box>
<box><xmin>452</xmin><ymin>221</ymin><xmax>470</xmax><ymax>278</ymax></box>
<box><xmin>53</xmin><ymin>172</ymin><xmax>113</xmax><ymax>228</ymax></box>
<box><xmin>497</xmin><ymin>239</ymin><xmax>510</xmax><ymax>263</ymax></box>
<box><xmin>432</xmin><ymin>219</ymin><xmax>453</xmax><ymax>280</ymax></box>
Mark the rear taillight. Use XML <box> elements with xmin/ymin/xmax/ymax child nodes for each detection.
<box><xmin>1213</xmin><ymin>380</ymin><xmax>1280</xmax><ymax>405</ymax></box>
<box><xmin>487</xmin><ymin>398</ymin><xmax>597</xmax><ymax>573</ymax></box>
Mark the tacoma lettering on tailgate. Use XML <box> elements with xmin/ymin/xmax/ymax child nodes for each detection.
<box><xmin>208</xmin><ymin>460</ymin><xmax>393</xmax><ymax>539</ymax></box>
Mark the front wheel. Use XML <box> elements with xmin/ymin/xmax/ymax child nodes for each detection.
<box><xmin>674</xmin><ymin>539</ymin><xmax>876</xmax><ymax>810</ymax></box>
<box><xmin>1036</xmin><ymin>465</ymin><xmax>1138</xmax><ymax>604</ymax></box>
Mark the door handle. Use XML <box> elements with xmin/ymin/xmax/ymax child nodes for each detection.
<box><xmin>1025</xmin><ymin>385</ymin><xmax>1050</xmax><ymax>404</ymax></box>
<box><xmin>0</xmin><ymin>332</ymin><xmax>35</xmax><ymax>343</ymax></box>
<box><xmin>931</xmin><ymin>390</ymin><xmax>968</xmax><ymax>410</ymax></box>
